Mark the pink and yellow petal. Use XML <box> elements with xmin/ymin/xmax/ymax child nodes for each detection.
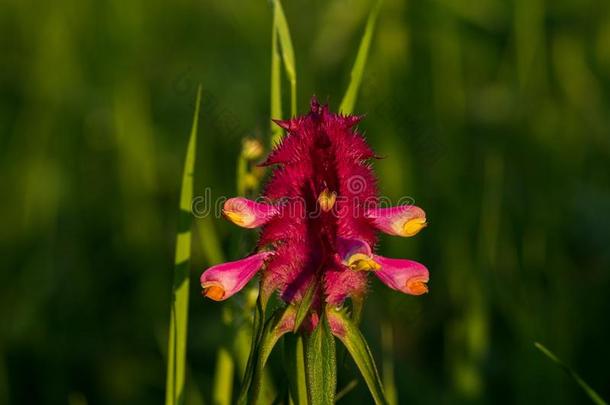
<box><xmin>200</xmin><ymin>252</ymin><xmax>272</xmax><ymax>301</ymax></box>
<box><xmin>365</xmin><ymin>205</ymin><xmax>427</xmax><ymax>237</ymax></box>
<box><xmin>223</xmin><ymin>197</ymin><xmax>278</xmax><ymax>228</ymax></box>
<box><xmin>372</xmin><ymin>255</ymin><xmax>429</xmax><ymax>295</ymax></box>
<box><xmin>336</xmin><ymin>237</ymin><xmax>380</xmax><ymax>272</ymax></box>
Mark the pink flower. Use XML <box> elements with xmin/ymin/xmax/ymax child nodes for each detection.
<box><xmin>365</xmin><ymin>205</ymin><xmax>427</xmax><ymax>237</ymax></box>
<box><xmin>200</xmin><ymin>252</ymin><xmax>272</xmax><ymax>301</ymax></box>
<box><xmin>200</xmin><ymin>97</ymin><xmax>429</xmax><ymax>310</ymax></box>
<box><xmin>223</xmin><ymin>197</ymin><xmax>279</xmax><ymax>228</ymax></box>
<box><xmin>372</xmin><ymin>256</ymin><xmax>429</xmax><ymax>295</ymax></box>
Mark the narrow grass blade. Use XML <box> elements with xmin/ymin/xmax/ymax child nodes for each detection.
<box><xmin>304</xmin><ymin>314</ymin><xmax>337</xmax><ymax>405</ymax></box>
<box><xmin>273</xmin><ymin>0</ymin><xmax>297</xmax><ymax>116</ymax></box>
<box><xmin>339</xmin><ymin>0</ymin><xmax>382</xmax><ymax>115</ymax></box>
<box><xmin>270</xmin><ymin>18</ymin><xmax>283</xmax><ymax>147</ymax></box>
<box><xmin>534</xmin><ymin>342</ymin><xmax>608</xmax><ymax>405</ymax></box>
<box><xmin>284</xmin><ymin>334</ymin><xmax>308</xmax><ymax>405</ymax></box>
<box><xmin>165</xmin><ymin>85</ymin><xmax>202</xmax><ymax>405</ymax></box>
<box><xmin>335</xmin><ymin>380</ymin><xmax>358</xmax><ymax>403</ymax></box>
<box><xmin>335</xmin><ymin>379</ymin><xmax>358</xmax><ymax>402</ymax></box>
<box><xmin>329</xmin><ymin>309</ymin><xmax>388</xmax><ymax>405</ymax></box>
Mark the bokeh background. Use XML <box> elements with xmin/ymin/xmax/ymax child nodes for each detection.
<box><xmin>2</xmin><ymin>0</ymin><xmax>610</xmax><ymax>403</ymax></box>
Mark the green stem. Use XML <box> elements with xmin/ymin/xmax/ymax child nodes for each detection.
<box><xmin>294</xmin><ymin>335</ymin><xmax>308</xmax><ymax>405</ymax></box>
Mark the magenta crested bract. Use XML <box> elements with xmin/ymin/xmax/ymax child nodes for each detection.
<box><xmin>200</xmin><ymin>97</ymin><xmax>429</xmax><ymax>319</ymax></box>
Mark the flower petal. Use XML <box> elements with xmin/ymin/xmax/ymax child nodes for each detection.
<box><xmin>200</xmin><ymin>252</ymin><xmax>272</xmax><ymax>301</ymax></box>
<box><xmin>336</xmin><ymin>237</ymin><xmax>380</xmax><ymax>272</ymax></box>
<box><xmin>223</xmin><ymin>197</ymin><xmax>278</xmax><ymax>228</ymax></box>
<box><xmin>372</xmin><ymin>255</ymin><xmax>429</xmax><ymax>295</ymax></box>
<box><xmin>365</xmin><ymin>205</ymin><xmax>427</xmax><ymax>237</ymax></box>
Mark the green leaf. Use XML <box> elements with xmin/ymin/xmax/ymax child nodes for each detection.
<box><xmin>534</xmin><ymin>342</ymin><xmax>608</xmax><ymax>405</ymax></box>
<box><xmin>339</xmin><ymin>0</ymin><xmax>382</xmax><ymax>115</ymax></box>
<box><xmin>270</xmin><ymin>15</ymin><xmax>283</xmax><ymax>147</ymax></box>
<box><xmin>247</xmin><ymin>305</ymin><xmax>296</xmax><ymax>405</ymax></box>
<box><xmin>165</xmin><ymin>85</ymin><xmax>201</xmax><ymax>405</ymax></box>
<box><xmin>234</xmin><ymin>306</ymin><xmax>277</xmax><ymax>405</ymax></box>
<box><xmin>304</xmin><ymin>314</ymin><xmax>337</xmax><ymax>405</ymax></box>
<box><xmin>273</xmin><ymin>0</ymin><xmax>297</xmax><ymax>116</ymax></box>
<box><xmin>294</xmin><ymin>283</ymin><xmax>316</xmax><ymax>333</ymax></box>
<box><xmin>328</xmin><ymin>309</ymin><xmax>388</xmax><ymax>405</ymax></box>
<box><xmin>284</xmin><ymin>334</ymin><xmax>308</xmax><ymax>405</ymax></box>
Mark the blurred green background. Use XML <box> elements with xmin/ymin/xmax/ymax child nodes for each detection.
<box><xmin>2</xmin><ymin>0</ymin><xmax>610</xmax><ymax>403</ymax></box>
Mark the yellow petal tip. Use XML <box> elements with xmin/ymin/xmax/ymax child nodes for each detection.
<box><xmin>403</xmin><ymin>218</ymin><xmax>427</xmax><ymax>237</ymax></box>
<box><xmin>347</xmin><ymin>253</ymin><xmax>381</xmax><ymax>272</ymax></box>
<box><xmin>202</xmin><ymin>283</ymin><xmax>225</xmax><ymax>301</ymax></box>
<box><xmin>406</xmin><ymin>279</ymin><xmax>428</xmax><ymax>295</ymax></box>
<box><xmin>223</xmin><ymin>210</ymin><xmax>249</xmax><ymax>227</ymax></box>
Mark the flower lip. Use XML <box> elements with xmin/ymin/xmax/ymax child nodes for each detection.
<box><xmin>346</xmin><ymin>253</ymin><xmax>381</xmax><ymax>272</ymax></box>
<box><xmin>336</xmin><ymin>237</ymin><xmax>380</xmax><ymax>272</ymax></box>
<box><xmin>201</xmin><ymin>282</ymin><xmax>225</xmax><ymax>301</ymax></box>
<box><xmin>403</xmin><ymin>217</ymin><xmax>427</xmax><ymax>237</ymax></box>
<box><xmin>223</xmin><ymin>210</ymin><xmax>247</xmax><ymax>226</ymax></box>
<box><xmin>405</xmin><ymin>276</ymin><xmax>429</xmax><ymax>295</ymax></box>
<box><xmin>372</xmin><ymin>255</ymin><xmax>430</xmax><ymax>296</ymax></box>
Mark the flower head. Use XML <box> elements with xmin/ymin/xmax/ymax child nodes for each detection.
<box><xmin>201</xmin><ymin>97</ymin><xmax>429</xmax><ymax>315</ymax></box>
